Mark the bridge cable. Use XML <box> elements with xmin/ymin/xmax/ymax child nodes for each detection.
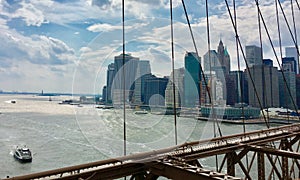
<box><xmin>233</xmin><ymin>0</ymin><xmax>249</xmax><ymax>170</ymax></box>
<box><xmin>291</xmin><ymin>0</ymin><xmax>299</xmax><ymax>69</ymax></box>
<box><xmin>205</xmin><ymin>0</ymin><xmax>220</xmax><ymax>171</ymax></box>
<box><xmin>255</xmin><ymin>0</ymin><xmax>300</xmax><ymax>121</ymax></box>
<box><xmin>223</xmin><ymin>0</ymin><xmax>270</xmax><ymax>128</ymax></box>
<box><xmin>122</xmin><ymin>0</ymin><xmax>126</xmax><ymax>157</ymax></box>
<box><xmin>170</xmin><ymin>0</ymin><xmax>178</xmax><ymax>145</ymax></box>
<box><xmin>276</xmin><ymin>0</ymin><xmax>299</xmax><ymax>55</ymax></box>
<box><xmin>180</xmin><ymin>0</ymin><xmax>223</xmax><ymax>137</ymax></box>
<box><xmin>295</xmin><ymin>0</ymin><xmax>300</xmax><ymax>10</ymax></box>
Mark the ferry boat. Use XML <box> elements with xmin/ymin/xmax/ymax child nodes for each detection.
<box><xmin>14</xmin><ymin>146</ymin><xmax>32</xmax><ymax>163</ymax></box>
<box><xmin>134</xmin><ymin>109</ymin><xmax>148</xmax><ymax>115</ymax></box>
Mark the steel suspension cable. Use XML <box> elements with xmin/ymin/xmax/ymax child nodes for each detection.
<box><xmin>257</xmin><ymin>1</ymin><xmax>267</xmax><ymax>108</ymax></box>
<box><xmin>180</xmin><ymin>0</ymin><xmax>223</xmax><ymax>137</ymax></box>
<box><xmin>291</xmin><ymin>0</ymin><xmax>299</xmax><ymax>72</ymax></box>
<box><xmin>205</xmin><ymin>0</ymin><xmax>220</xmax><ymax>172</ymax></box>
<box><xmin>122</xmin><ymin>0</ymin><xmax>126</xmax><ymax>157</ymax></box>
<box><xmin>254</xmin><ymin>0</ymin><xmax>300</xmax><ymax>120</ymax></box>
<box><xmin>233</xmin><ymin>0</ymin><xmax>246</xmax><ymax>134</ymax></box>
<box><xmin>296</xmin><ymin>0</ymin><xmax>300</xmax><ymax>10</ymax></box>
<box><xmin>233</xmin><ymin>0</ymin><xmax>249</xmax><ymax>170</ymax></box>
<box><xmin>223</xmin><ymin>0</ymin><xmax>270</xmax><ymax>128</ymax></box>
<box><xmin>170</xmin><ymin>0</ymin><xmax>178</xmax><ymax>145</ymax></box>
<box><xmin>277</xmin><ymin>0</ymin><xmax>300</xmax><ymax>55</ymax></box>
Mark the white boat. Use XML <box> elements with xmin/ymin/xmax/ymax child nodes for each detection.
<box><xmin>14</xmin><ymin>146</ymin><xmax>32</xmax><ymax>163</ymax></box>
<box><xmin>134</xmin><ymin>110</ymin><xmax>148</xmax><ymax>115</ymax></box>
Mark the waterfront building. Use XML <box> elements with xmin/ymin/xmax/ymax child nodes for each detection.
<box><xmin>144</xmin><ymin>75</ymin><xmax>169</xmax><ymax>106</ymax></box>
<box><xmin>278</xmin><ymin>70</ymin><xmax>297</xmax><ymax>110</ymax></box>
<box><xmin>106</xmin><ymin>63</ymin><xmax>115</xmax><ymax>104</ymax></box>
<box><xmin>133</xmin><ymin>60</ymin><xmax>151</xmax><ymax>105</ymax></box>
<box><xmin>245</xmin><ymin>63</ymin><xmax>279</xmax><ymax>108</ymax></box>
<box><xmin>285</xmin><ymin>47</ymin><xmax>299</xmax><ymax>74</ymax></box>
<box><xmin>184</xmin><ymin>52</ymin><xmax>201</xmax><ymax>107</ymax></box>
<box><xmin>102</xmin><ymin>86</ymin><xmax>107</xmax><ymax>102</ymax></box>
<box><xmin>112</xmin><ymin>54</ymin><xmax>139</xmax><ymax>106</ymax></box>
<box><xmin>165</xmin><ymin>68</ymin><xmax>185</xmax><ymax>108</ymax></box>
<box><xmin>200</xmin><ymin>106</ymin><xmax>260</xmax><ymax>119</ymax></box>
<box><xmin>246</xmin><ymin>45</ymin><xmax>262</xmax><ymax>66</ymax></box>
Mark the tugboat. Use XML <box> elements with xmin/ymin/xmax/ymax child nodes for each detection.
<box><xmin>14</xmin><ymin>146</ymin><xmax>32</xmax><ymax>163</ymax></box>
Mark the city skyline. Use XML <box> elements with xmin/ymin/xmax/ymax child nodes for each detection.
<box><xmin>0</xmin><ymin>1</ymin><xmax>298</xmax><ymax>94</ymax></box>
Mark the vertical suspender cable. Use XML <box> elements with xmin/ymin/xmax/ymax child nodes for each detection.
<box><xmin>170</xmin><ymin>0</ymin><xmax>177</xmax><ymax>145</ymax></box>
<box><xmin>180</xmin><ymin>0</ymin><xmax>223</xmax><ymax>138</ymax></box>
<box><xmin>205</xmin><ymin>0</ymin><xmax>219</xmax><ymax>171</ymax></box>
<box><xmin>291</xmin><ymin>0</ymin><xmax>299</xmax><ymax>71</ymax></box>
<box><xmin>233</xmin><ymin>0</ymin><xmax>249</xmax><ymax>169</ymax></box>
<box><xmin>256</xmin><ymin>1</ymin><xmax>269</xmax><ymax>122</ymax></box>
<box><xmin>122</xmin><ymin>0</ymin><xmax>126</xmax><ymax>157</ymax></box>
<box><xmin>277</xmin><ymin>0</ymin><xmax>299</xmax><ymax>55</ymax></box>
<box><xmin>233</xmin><ymin>0</ymin><xmax>246</xmax><ymax>133</ymax></box>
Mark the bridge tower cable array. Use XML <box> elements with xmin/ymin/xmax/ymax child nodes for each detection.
<box><xmin>224</xmin><ymin>0</ymin><xmax>270</xmax><ymax>128</ymax></box>
<box><xmin>255</xmin><ymin>0</ymin><xmax>300</xmax><ymax>120</ymax></box>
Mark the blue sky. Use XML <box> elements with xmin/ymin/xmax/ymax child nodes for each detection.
<box><xmin>0</xmin><ymin>0</ymin><xmax>299</xmax><ymax>94</ymax></box>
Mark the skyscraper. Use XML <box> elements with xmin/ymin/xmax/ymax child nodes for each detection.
<box><xmin>278</xmin><ymin>70</ymin><xmax>296</xmax><ymax>109</ymax></box>
<box><xmin>143</xmin><ymin>75</ymin><xmax>168</xmax><ymax>106</ymax></box>
<box><xmin>282</xmin><ymin>57</ymin><xmax>297</xmax><ymax>73</ymax></box>
<box><xmin>203</xmin><ymin>50</ymin><xmax>219</xmax><ymax>72</ymax></box>
<box><xmin>106</xmin><ymin>63</ymin><xmax>115</xmax><ymax>104</ymax></box>
<box><xmin>165</xmin><ymin>68</ymin><xmax>185</xmax><ymax>108</ymax></box>
<box><xmin>285</xmin><ymin>47</ymin><xmax>299</xmax><ymax>74</ymax></box>
<box><xmin>133</xmin><ymin>60</ymin><xmax>151</xmax><ymax>105</ymax></box>
<box><xmin>112</xmin><ymin>54</ymin><xmax>139</xmax><ymax>106</ymax></box>
<box><xmin>246</xmin><ymin>45</ymin><xmax>262</xmax><ymax>66</ymax></box>
<box><xmin>184</xmin><ymin>52</ymin><xmax>201</xmax><ymax>107</ymax></box>
<box><xmin>245</xmin><ymin>63</ymin><xmax>279</xmax><ymax>108</ymax></box>
<box><xmin>226</xmin><ymin>71</ymin><xmax>246</xmax><ymax>106</ymax></box>
<box><xmin>217</xmin><ymin>40</ymin><xmax>230</xmax><ymax>74</ymax></box>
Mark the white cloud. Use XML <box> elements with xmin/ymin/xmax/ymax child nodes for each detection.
<box><xmin>87</xmin><ymin>23</ymin><xmax>123</xmax><ymax>32</ymax></box>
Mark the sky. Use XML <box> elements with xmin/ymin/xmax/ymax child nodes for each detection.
<box><xmin>0</xmin><ymin>0</ymin><xmax>299</xmax><ymax>94</ymax></box>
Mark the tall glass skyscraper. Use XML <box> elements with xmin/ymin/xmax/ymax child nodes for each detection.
<box><xmin>112</xmin><ymin>54</ymin><xmax>139</xmax><ymax>106</ymax></box>
<box><xmin>133</xmin><ymin>60</ymin><xmax>151</xmax><ymax>105</ymax></box>
<box><xmin>285</xmin><ymin>47</ymin><xmax>299</xmax><ymax>74</ymax></box>
<box><xmin>184</xmin><ymin>52</ymin><xmax>201</xmax><ymax>107</ymax></box>
<box><xmin>246</xmin><ymin>45</ymin><xmax>262</xmax><ymax>66</ymax></box>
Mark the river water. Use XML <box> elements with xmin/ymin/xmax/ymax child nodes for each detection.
<box><xmin>0</xmin><ymin>94</ymin><xmax>274</xmax><ymax>178</ymax></box>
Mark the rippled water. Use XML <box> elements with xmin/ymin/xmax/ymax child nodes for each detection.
<box><xmin>0</xmin><ymin>94</ymin><xmax>272</xmax><ymax>178</ymax></box>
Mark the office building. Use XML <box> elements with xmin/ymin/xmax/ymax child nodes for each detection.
<box><xmin>105</xmin><ymin>63</ymin><xmax>115</xmax><ymax>104</ymax></box>
<box><xmin>112</xmin><ymin>54</ymin><xmax>139</xmax><ymax>106</ymax></box>
<box><xmin>144</xmin><ymin>75</ymin><xmax>169</xmax><ymax>106</ymax></box>
<box><xmin>217</xmin><ymin>40</ymin><xmax>231</xmax><ymax>75</ymax></box>
<box><xmin>226</xmin><ymin>71</ymin><xmax>246</xmax><ymax>106</ymax></box>
<box><xmin>278</xmin><ymin>70</ymin><xmax>296</xmax><ymax>109</ymax></box>
<box><xmin>246</xmin><ymin>45</ymin><xmax>262</xmax><ymax>66</ymax></box>
<box><xmin>165</xmin><ymin>68</ymin><xmax>185</xmax><ymax>108</ymax></box>
<box><xmin>285</xmin><ymin>47</ymin><xmax>299</xmax><ymax>74</ymax></box>
<box><xmin>282</xmin><ymin>57</ymin><xmax>297</xmax><ymax>72</ymax></box>
<box><xmin>184</xmin><ymin>52</ymin><xmax>201</xmax><ymax>107</ymax></box>
<box><xmin>245</xmin><ymin>63</ymin><xmax>279</xmax><ymax>108</ymax></box>
<box><xmin>133</xmin><ymin>60</ymin><xmax>151</xmax><ymax>105</ymax></box>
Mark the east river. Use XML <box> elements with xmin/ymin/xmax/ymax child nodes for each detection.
<box><xmin>0</xmin><ymin>94</ymin><xmax>276</xmax><ymax>178</ymax></box>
